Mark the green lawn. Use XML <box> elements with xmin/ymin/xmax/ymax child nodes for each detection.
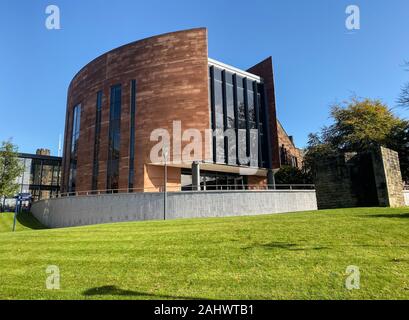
<box><xmin>0</xmin><ymin>212</ymin><xmax>46</xmax><ymax>233</ymax></box>
<box><xmin>0</xmin><ymin>207</ymin><xmax>409</xmax><ymax>300</ymax></box>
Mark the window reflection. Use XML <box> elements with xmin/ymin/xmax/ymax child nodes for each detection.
<box><xmin>68</xmin><ymin>104</ymin><xmax>81</xmax><ymax>192</ymax></box>
<box><xmin>209</xmin><ymin>65</ymin><xmax>268</xmax><ymax>168</ymax></box>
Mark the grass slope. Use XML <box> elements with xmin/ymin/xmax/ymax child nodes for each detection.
<box><xmin>0</xmin><ymin>212</ymin><xmax>45</xmax><ymax>233</ymax></box>
<box><xmin>0</xmin><ymin>207</ymin><xmax>409</xmax><ymax>300</ymax></box>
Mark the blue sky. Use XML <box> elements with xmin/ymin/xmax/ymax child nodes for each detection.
<box><xmin>0</xmin><ymin>0</ymin><xmax>408</xmax><ymax>155</ymax></box>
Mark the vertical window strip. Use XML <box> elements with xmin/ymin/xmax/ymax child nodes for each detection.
<box><xmin>128</xmin><ymin>80</ymin><xmax>136</xmax><ymax>191</ymax></box>
<box><xmin>209</xmin><ymin>66</ymin><xmax>217</xmax><ymax>163</ymax></box>
<box><xmin>68</xmin><ymin>104</ymin><xmax>81</xmax><ymax>192</ymax></box>
<box><xmin>107</xmin><ymin>85</ymin><xmax>122</xmax><ymax>192</ymax></box>
<box><xmin>92</xmin><ymin>91</ymin><xmax>103</xmax><ymax>191</ymax></box>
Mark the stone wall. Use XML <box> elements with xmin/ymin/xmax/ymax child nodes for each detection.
<box><xmin>31</xmin><ymin>190</ymin><xmax>318</xmax><ymax>229</ymax></box>
<box><xmin>314</xmin><ymin>153</ymin><xmax>359</xmax><ymax>209</ymax></box>
<box><xmin>314</xmin><ymin>146</ymin><xmax>405</xmax><ymax>209</ymax></box>
<box><xmin>372</xmin><ymin>147</ymin><xmax>405</xmax><ymax>207</ymax></box>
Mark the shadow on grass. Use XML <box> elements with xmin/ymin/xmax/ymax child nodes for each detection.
<box><xmin>17</xmin><ymin>212</ymin><xmax>46</xmax><ymax>230</ymax></box>
<box><xmin>244</xmin><ymin>242</ymin><xmax>329</xmax><ymax>251</ymax></box>
<box><xmin>83</xmin><ymin>285</ymin><xmax>207</xmax><ymax>300</ymax></box>
<box><xmin>362</xmin><ymin>213</ymin><xmax>409</xmax><ymax>219</ymax></box>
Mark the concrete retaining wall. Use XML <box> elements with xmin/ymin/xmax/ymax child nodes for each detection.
<box><xmin>404</xmin><ymin>191</ymin><xmax>409</xmax><ymax>206</ymax></box>
<box><xmin>31</xmin><ymin>190</ymin><xmax>318</xmax><ymax>228</ymax></box>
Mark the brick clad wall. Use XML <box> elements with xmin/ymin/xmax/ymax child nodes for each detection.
<box><xmin>62</xmin><ymin>28</ymin><xmax>210</xmax><ymax>193</ymax></box>
<box><xmin>247</xmin><ymin>57</ymin><xmax>280</xmax><ymax>170</ymax></box>
<box><xmin>247</xmin><ymin>176</ymin><xmax>267</xmax><ymax>187</ymax></box>
<box><xmin>247</xmin><ymin>58</ymin><xmax>303</xmax><ymax>171</ymax></box>
<box><xmin>277</xmin><ymin>121</ymin><xmax>303</xmax><ymax>169</ymax></box>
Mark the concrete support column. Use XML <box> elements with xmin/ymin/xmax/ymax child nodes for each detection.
<box><xmin>192</xmin><ymin>161</ymin><xmax>201</xmax><ymax>191</ymax></box>
<box><xmin>267</xmin><ymin>169</ymin><xmax>276</xmax><ymax>190</ymax></box>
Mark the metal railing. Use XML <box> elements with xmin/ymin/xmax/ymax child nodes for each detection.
<box><xmin>51</xmin><ymin>184</ymin><xmax>316</xmax><ymax>199</ymax></box>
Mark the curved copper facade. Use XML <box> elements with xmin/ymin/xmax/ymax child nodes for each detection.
<box><xmin>62</xmin><ymin>28</ymin><xmax>210</xmax><ymax>193</ymax></box>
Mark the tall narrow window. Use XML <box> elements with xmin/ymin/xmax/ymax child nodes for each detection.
<box><xmin>92</xmin><ymin>91</ymin><xmax>103</xmax><ymax>191</ymax></box>
<box><xmin>213</xmin><ymin>68</ymin><xmax>225</xmax><ymax>163</ymax></box>
<box><xmin>107</xmin><ymin>85</ymin><xmax>122</xmax><ymax>191</ymax></box>
<box><xmin>68</xmin><ymin>104</ymin><xmax>81</xmax><ymax>192</ymax></box>
<box><xmin>128</xmin><ymin>80</ymin><xmax>136</xmax><ymax>191</ymax></box>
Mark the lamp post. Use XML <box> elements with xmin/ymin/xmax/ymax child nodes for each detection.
<box><xmin>12</xmin><ymin>193</ymin><xmax>31</xmax><ymax>232</ymax></box>
<box><xmin>163</xmin><ymin>145</ymin><xmax>169</xmax><ymax>221</ymax></box>
<box><xmin>12</xmin><ymin>195</ymin><xmax>21</xmax><ymax>232</ymax></box>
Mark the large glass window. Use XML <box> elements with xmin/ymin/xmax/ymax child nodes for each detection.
<box><xmin>247</xmin><ymin>79</ymin><xmax>257</xmax><ymax>129</ymax></box>
<box><xmin>236</xmin><ymin>76</ymin><xmax>248</xmax><ymax>166</ymax></box>
<box><xmin>27</xmin><ymin>156</ymin><xmax>61</xmax><ymax>201</ymax></box>
<box><xmin>68</xmin><ymin>104</ymin><xmax>81</xmax><ymax>192</ymax></box>
<box><xmin>107</xmin><ymin>85</ymin><xmax>122</xmax><ymax>191</ymax></box>
<box><xmin>92</xmin><ymin>91</ymin><xmax>103</xmax><ymax>191</ymax></box>
<box><xmin>247</xmin><ymin>80</ymin><xmax>258</xmax><ymax>167</ymax></box>
<box><xmin>225</xmin><ymin>72</ymin><xmax>235</xmax><ymax>129</ymax></box>
<box><xmin>213</xmin><ymin>68</ymin><xmax>225</xmax><ymax>163</ymax></box>
<box><xmin>225</xmin><ymin>72</ymin><xmax>236</xmax><ymax>165</ymax></box>
<box><xmin>209</xmin><ymin>65</ymin><xmax>269</xmax><ymax>169</ymax></box>
<box><xmin>236</xmin><ymin>77</ymin><xmax>246</xmax><ymax>130</ymax></box>
<box><xmin>181</xmin><ymin>169</ymin><xmax>246</xmax><ymax>191</ymax></box>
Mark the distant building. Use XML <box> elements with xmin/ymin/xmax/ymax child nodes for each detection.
<box><xmin>18</xmin><ymin>149</ymin><xmax>62</xmax><ymax>201</ymax></box>
<box><xmin>1</xmin><ymin>149</ymin><xmax>62</xmax><ymax>210</ymax></box>
<box><xmin>277</xmin><ymin>120</ymin><xmax>304</xmax><ymax>169</ymax></box>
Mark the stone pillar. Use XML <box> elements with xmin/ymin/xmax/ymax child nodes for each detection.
<box><xmin>192</xmin><ymin>162</ymin><xmax>201</xmax><ymax>191</ymax></box>
<box><xmin>371</xmin><ymin>146</ymin><xmax>405</xmax><ymax>207</ymax></box>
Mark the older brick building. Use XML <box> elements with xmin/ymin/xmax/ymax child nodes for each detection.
<box><xmin>61</xmin><ymin>28</ymin><xmax>302</xmax><ymax>194</ymax></box>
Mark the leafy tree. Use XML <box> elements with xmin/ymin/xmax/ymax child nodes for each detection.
<box><xmin>305</xmin><ymin>97</ymin><xmax>408</xmax><ymax>181</ymax></box>
<box><xmin>326</xmin><ymin>98</ymin><xmax>402</xmax><ymax>150</ymax></box>
<box><xmin>398</xmin><ymin>61</ymin><xmax>409</xmax><ymax>108</ymax></box>
<box><xmin>385</xmin><ymin>120</ymin><xmax>409</xmax><ymax>182</ymax></box>
<box><xmin>275</xmin><ymin>165</ymin><xmax>313</xmax><ymax>185</ymax></box>
<box><xmin>0</xmin><ymin>140</ymin><xmax>24</xmax><ymax>200</ymax></box>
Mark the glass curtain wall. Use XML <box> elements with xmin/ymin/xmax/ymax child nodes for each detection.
<box><xmin>209</xmin><ymin>65</ymin><xmax>269</xmax><ymax>168</ymax></box>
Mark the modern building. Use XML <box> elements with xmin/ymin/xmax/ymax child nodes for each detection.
<box><xmin>1</xmin><ymin>149</ymin><xmax>62</xmax><ymax>210</ymax></box>
<box><xmin>61</xmin><ymin>28</ymin><xmax>302</xmax><ymax>194</ymax></box>
<box><xmin>18</xmin><ymin>149</ymin><xmax>62</xmax><ymax>201</ymax></box>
